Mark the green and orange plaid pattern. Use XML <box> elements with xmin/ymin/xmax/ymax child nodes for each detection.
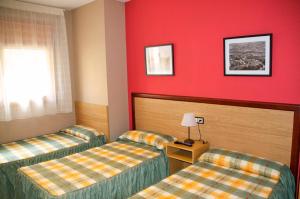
<box><xmin>19</xmin><ymin>141</ymin><xmax>160</xmax><ymax>197</ymax></box>
<box><xmin>131</xmin><ymin>161</ymin><xmax>280</xmax><ymax>199</ymax></box>
<box><xmin>119</xmin><ymin>130</ymin><xmax>176</xmax><ymax>149</ymax></box>
<box><xmin>199</xmin><ymin>148</ymin><xmax>283</xmax><ymax>180</ymax></box>
<box><xmin>62</xmin><ymin>125</ymin><xmax>100</xmax><ymax>141</ymax></box>
<box><xmin>0</xmin><ymin>125</ymin><xmax>101</xmax><ymax>164</ymax></box>
<box><xmin>0</xmin><ymin>132</ymin><xmax>87</xmax><ymax>164</ymax></box>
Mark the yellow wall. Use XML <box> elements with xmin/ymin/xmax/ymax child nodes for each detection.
<box><xmin>72</xmin><ymin>0</ymin><xmax>108</xmax><ymax>105</ymax></box>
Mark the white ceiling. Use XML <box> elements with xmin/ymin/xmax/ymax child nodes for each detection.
<box><xmin>18</xmin><ymin>0</ymin><xmax>96</xmax><ymax>10</ymax></box>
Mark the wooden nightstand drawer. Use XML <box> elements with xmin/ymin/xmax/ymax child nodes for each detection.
<box><xmin>166</xmin><ymin>140</ymin><xmax>209</xmax><ymax>174</ymax></box>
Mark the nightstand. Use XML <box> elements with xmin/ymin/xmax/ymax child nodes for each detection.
<box><xmin>166</xmin><ymin>140</ymin><xmax>209</xmax><ymax>174</ymax></box>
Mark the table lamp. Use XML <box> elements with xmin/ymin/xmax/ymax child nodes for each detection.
<box><xmin>181</xmin><ymin>113</ymin><xmax>196</xmax><ymax>144</ymax></box>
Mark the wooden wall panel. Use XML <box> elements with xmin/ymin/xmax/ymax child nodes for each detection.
<box><xmin>134</xmin><ymin>97</ymin><xmax>294</xmax><ymax>165</ymax></box>
<box><xmin>75</xmin><ymin>101</ymin><xmax>110</xmax><ymax>141</ymax></box>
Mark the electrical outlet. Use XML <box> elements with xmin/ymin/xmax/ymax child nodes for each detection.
<box><xmin>195</xmin><ymin>116</ymin><xmax>204</xmax><ymax>124</ymax></box>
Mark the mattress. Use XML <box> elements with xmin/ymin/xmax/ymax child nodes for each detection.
<box><xmin>0</xmin><ymin>125</ymin><xmax>105</xmax><ymax>199</ymax></box>
<box><xmin>16</xmin><ymin>139</ymin><xmax>169</xmax><ymax>199</ymax></box>
<box><xmin>131</xmin><ymin>148</ymin><xmax>295</xmax><ymax>199</ymax></box>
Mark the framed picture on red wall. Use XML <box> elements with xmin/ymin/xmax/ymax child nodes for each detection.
<box><xmin>224</xmin><ymin>34</ymin><xmax>272</xmax><ymax>76</ymax></box>
<box><xmin>145</xmin><ymin>44</ymin><xmax>174</xmax><ymax>76</ymax></box>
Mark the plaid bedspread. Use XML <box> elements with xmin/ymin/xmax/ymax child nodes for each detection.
<box><xmin>131</xmin><ymin>161</ymin><xmax>280</xmax><ymax>199</ymax></box>
<box><xmin>19</xmin><ymin>141</ymin><xmax>161</xmax><ymax>197</ymax></box>
<box><xmin>0</xmin><ymin>132</ymin><xmax>88</xmax><ymax>164</ymax></box>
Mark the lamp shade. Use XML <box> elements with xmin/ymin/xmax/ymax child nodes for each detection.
<box><xmin>181</xmin><ymin>113</ymin><xmax>197</xmax><ymax>127</ymax></box>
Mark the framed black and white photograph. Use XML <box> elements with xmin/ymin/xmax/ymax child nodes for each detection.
<box><xmin>224</xmin><ymin>34</ymin><xmax>272</xmax><ymax>76</ymax></box>
<box><xmin>145</xmin><ymin>44</ymin><xmax>174</xmax><ymax>76</ymax></box>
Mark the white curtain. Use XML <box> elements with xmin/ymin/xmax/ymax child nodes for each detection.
<box><xmin>0</xmin><ymin>6</ymin><xmax>72</xmax><ymax>121</ymax></box>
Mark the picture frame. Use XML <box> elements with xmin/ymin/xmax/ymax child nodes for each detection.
<box><xmin>145</xmin><ymin>44</ymin><xmax>174</xmax><ymax>76</ymax></box>
<box><xmin>224</xmin><ymin>34</ymin><xmax>272</xmax><ymax>76</ymax></box>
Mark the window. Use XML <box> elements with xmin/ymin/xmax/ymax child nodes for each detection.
<box><xmin>3</xmin><ymin>48</ymin><xmax>54</xmax><ymax>108</ymax></box>
<box><xmin>0</xmin><ymin>6</ymin><xmax>72</xmax><ymax>121</ymax></box>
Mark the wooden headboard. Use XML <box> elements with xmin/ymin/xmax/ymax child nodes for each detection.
<box><xmin>132</xmin><ymin>93</ymin><xmax>300</xmax><ymax>192</ymax></box>
<box><xmin>75</xmin><ymin>101</ymin><xmax>110</xmax><ymax>142</ymax></box>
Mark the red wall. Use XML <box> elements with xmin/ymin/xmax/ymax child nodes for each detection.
<box><xmin>126</xmin><ymin>0</ymin><xmax>300</xmax><ymax>106</ymax></box>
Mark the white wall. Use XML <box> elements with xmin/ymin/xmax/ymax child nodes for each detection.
<box><xmin>104</xmin><ymin>0</ymin><xmax>129</xmax><ymax>140</ymax></box>
<box><xmin>0</xmin><ymin>114</ymin><xmax>75</xmax><ymax>143</ymax></box>
<box><xmin>72</xmin><ymin>0</ymin><xmax>108</xmax><ymax>105</ymax></box>
<box><xmin>71</xmin><ymin>0</ymin><xmax>129</xmax><ymax>140</ymax></box>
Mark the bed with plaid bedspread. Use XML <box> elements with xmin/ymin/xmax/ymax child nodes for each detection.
<box><xmin>0</xmin><ymin>125</ymin><xmax>105</xmax><ymax>199</ymax></box>
<box><xmin>16</xmin><ymin>140</ymin><xmax>169</xmax><ymax>199</ymax></box>
<box><xmin>131</xmin><ymin>149</ymin><xmax>295</xmax><ymax>199</ymax></box>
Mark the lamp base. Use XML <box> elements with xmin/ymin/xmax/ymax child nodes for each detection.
<box><xmin>184</xmin><ymin>138</ymin><xmax>194</xmax><ymax>145</ymax></box>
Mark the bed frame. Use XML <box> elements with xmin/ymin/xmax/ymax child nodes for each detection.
<box><xmin>131</xmin><ymin>92</ymin><xmax>300</xmax><ymax>198</ymax></box>
<box><xmin>75</xmin><ymin>101</ymin><xmax>110</xmax><ymax>142</ymax></box>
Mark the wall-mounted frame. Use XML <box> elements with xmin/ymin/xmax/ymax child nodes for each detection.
<box><xmin>145</xmin><ymin>44</ymin><xmax>174</xmax><ymax>76</ymax></box>
<box><xmin>224</xmin><ymin>34</ymin><xmax>272</xmax><ymax>76</ymax></box>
